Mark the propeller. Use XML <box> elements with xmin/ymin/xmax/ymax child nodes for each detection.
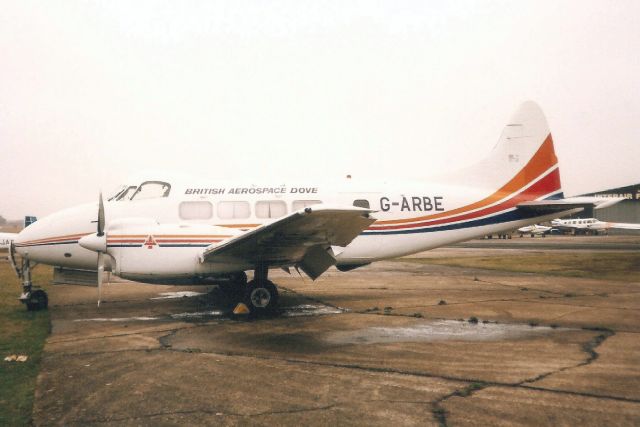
<box><xmin>97</xmin><ymin>193</ymin><xmax>105</xmax><ymax>307</ymax></box>
<box><xmin>78</xmin><ymin>193</ymin><xmax>108</xmax><ymax>307</ymax></box>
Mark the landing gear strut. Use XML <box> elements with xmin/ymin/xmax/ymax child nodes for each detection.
<box><xmin>10</xmin><ymin>245</ymin><xmax>48</xmax><ymax>311</ymax></box>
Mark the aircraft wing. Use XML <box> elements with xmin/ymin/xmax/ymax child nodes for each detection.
<box><xmin>200</xmin><ymin>206</ymin><xmax>376</xmax><ymax>280</ymax></box>
<box><xmin>609</xmin><ymin>222</ymin><xmax>640</xmax><ymax>230</ymax></box>
<box><xmin>517</xmin><ymin>197</ymin><xmax>624</xmax><ymax>215</ymax></box>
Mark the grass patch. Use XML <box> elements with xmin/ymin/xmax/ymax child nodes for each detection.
<box><xmin>0</xmin><ymin>259</ymin><xmax>52</xmax><ymax>426</ymax></box>
<box><xmin>397</xmin><ymin>252</ymin><xmax>640</xmax><ymax>282</ymax></box>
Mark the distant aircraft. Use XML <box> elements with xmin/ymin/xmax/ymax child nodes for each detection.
<box><xmin>0</xmin><ymin>217</ymin><xmax>37</xmax><ymax>250</ymax></box>
<box><xmin>551</xmin><ymin>218</ymin><xmax>640</xmax><ymax>235</ymax></box>
<box><xmin>10</xmin><ymin>101</ymin><xmax>622</xmax><ymax>312</ymax></box>
<box><xmin>0</xmin><ymin>232</ymin><xmax>16</xmax><ymax>250</ymax></box>
<box><xmin>516</xmin><ymin>224</ymin><xmax>553</xmax><ymax>237</ymax></box>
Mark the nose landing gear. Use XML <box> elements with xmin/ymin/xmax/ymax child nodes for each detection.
<box><xmin>10</xmin><ymin>243</ymin><xmax>49</xmax><ymax>311</ymax></box>
<box><xmin>25</xmin><ymin>289</ymin><xmax>48</xmax><ymax>311</ymax></box>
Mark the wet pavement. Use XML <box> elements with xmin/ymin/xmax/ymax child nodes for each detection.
<box><xmin>31</xmin><ymin>240</ymin><xmax>640</xmax><ymax>426</ymax></box>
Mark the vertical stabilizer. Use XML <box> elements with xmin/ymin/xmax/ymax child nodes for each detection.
<box><xmin>446</xmin><ymin>101</ymin><xmax>562</xmax><ymax>199</ymax></box>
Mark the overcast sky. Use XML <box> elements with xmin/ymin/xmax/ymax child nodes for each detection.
<box><xmin>1</xmin><ymin>1</ymin><xmax>638</xmax><ymax>219</ymax></box>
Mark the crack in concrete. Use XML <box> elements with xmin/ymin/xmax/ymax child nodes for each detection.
<box><xmin>158</xmin><ymin>344</ymin><xmax>640</xmax><ymax>403</ymax></box>
<box><xmin>522</xmin><ymin>329</ymin><xmax>615</xmax><ymax>385</ymax></box>
<box><xmin>429</xmin><ymin>327</ymin><xmax>619</xmax><ymax>426</ymax></box>
<box><xmin>431</xmin><ymin>382</ymin><xmax>488</xmax><ymax>427</ymax></box>
<box><xmin>74</xmin><ymin>403</ymin><xmax>337</xmax><ymax>424</ymax></box>
<box><xmin>47</xmin><ymin>326</ymin><xmax>192</xmax><ymax>345</ymax></box>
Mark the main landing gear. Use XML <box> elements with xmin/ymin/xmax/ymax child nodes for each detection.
<box><xmin>244</xmin><ymin>265</ymin><xmax>279</xmax><ymax>314</ymax></box>
<box><xmin>218</xmin><ymin>266</ymin><xmax>280</xmax><ymax>315</ymax></box>
<box><xmin>9</xmin><ymin>244</ymin><xmax>48</xmax><ymax>311</ymax></box>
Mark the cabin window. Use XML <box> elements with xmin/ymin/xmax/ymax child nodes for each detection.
<box><xmin>179</xmin><ymin>201</ymin><xmax>213</xmax><ymax>220</ymax></box>
<box><xmin>255</xmin><ymin>200</ymin><xmax>287</xmax><ymax>219</ymax></box>
<box><xmin>130</xmin><ymin>181</ymin><xmax>171</xmax><ymax>200</ymax></box>
<box><xmin>353</xmin><ymin>199</ymin><xmax>370</xmax><ymax>209</ymax></box>
<box><xmin>292</xmin><ymin>200</ymin><xmax>322</xmax><ymax>211</ymax></box>
<box><xmin>217</xmin><ymin>201</ymin><xmax>251</xmax><ymax>219</ymax></box>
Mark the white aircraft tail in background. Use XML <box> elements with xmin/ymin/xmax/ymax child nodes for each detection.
<box><xmin>0</xmin><ymin>216</ymin><xmax>37</xmax><ymax>250</ymax></box>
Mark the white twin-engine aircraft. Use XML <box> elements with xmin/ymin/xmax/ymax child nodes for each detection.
<box><xmin>10</xmin><ymin>102</ymin><xmax>619</xmax><ymax>312</ymax></box>
<box><xmin>516</xmin><ymin>224</ymin><xmax>554</xmax><ymax>237</ymax></box>
<box><xmin>551</xmin><ymin>217</ymin><xmax>640</xmax><ymax>234</ymax></box>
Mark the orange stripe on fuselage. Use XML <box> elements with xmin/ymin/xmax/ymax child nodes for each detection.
<box><xmin>19</xmin><ymin>233</ymin><xmax>89</xmax><ymax>245</ymax></box>
<box><xmin>375</xmin><ymin>134</ymin><xmax>558</xmax><ymax>225</ymax></box>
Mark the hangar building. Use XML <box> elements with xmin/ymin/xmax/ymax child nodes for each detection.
<box><xmin>564</xmin><ymin>183</ymin><xmax>640</xmax><ymax>233</ymax></box>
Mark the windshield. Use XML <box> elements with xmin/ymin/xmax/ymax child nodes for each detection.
<box><xmin>130</xmin><ymin>181</ymin><xmax>171</xmax><ymax>201</ymax></box>
<box><xmin>117</xmin><ymin>186</ymin><xmax>138</xmax><ymax>201</ymax></box>
<box><xmin>107</xmin><ymin>185</ymin><xmax>139</xmax><ymax>201</ymax></box>
<box><xmin>107</xmin><ymin>185</ymin><xmax>127</xmax><ymax>201</ymax></box>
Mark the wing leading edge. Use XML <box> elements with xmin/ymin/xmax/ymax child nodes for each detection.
<box><xmin>200</xmin><ymin>206</ymin><xmax>376</xmax><ymax>280</ymax></box>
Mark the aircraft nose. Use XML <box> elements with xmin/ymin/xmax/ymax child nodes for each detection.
<box><xmin>14</xmin><ymin>215</ymin><xmax>49</xmax><ymax>248</ymax></box>
<box><xmin>14</xmin><ymin>203</ymin><xmax>98</xmax><ymax>251</ymax></box>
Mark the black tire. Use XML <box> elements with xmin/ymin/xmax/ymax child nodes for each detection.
<box><xmin>232</xmin><ymin>271</ymin><xmax>248</xmax><ymax>285</ymax></box>
<box><xmin>245</xmin><ymin>280</ymin><xmax>279</xmax><ymax>314</ymax></box>
<box><xmin>26</xmin><ymin>289</ymin><xmax>48</xmax><ymax>311</ymax></box>
<box><xmin>217</xmin><ymin>281</ymin><xmax>243</xmax><ymax>296</ymax></box>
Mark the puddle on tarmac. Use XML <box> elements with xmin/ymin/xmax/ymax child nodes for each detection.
<box><xmin>281</xmin><ymin>304</ymin><xmax>346</xmax><ymax>317</ymax></box>
<box><xmin>170</xmin><ymin>310</ymin><xmax>225</xmax><ymax>319</ymax></box>
<box><xmin>74</xmin><ymin>316</ymin><xmax>160</xmax><ymax>322</ymax></box>
<box><xmin>150</xmin><ymin>291</ymin><xmax>206</xmax><ymax>300</ymax></box>
<box><xmin>325</xmin><ymin>320</ymin><xmax>566</xmax><ymax>345</ymax></box>
<box><xmin>73</xmin><ymin>303</ymin><xmax>343</xmax><ymax>322</ymax></box>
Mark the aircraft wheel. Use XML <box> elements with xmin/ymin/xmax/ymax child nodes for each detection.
<box><xmin>26</xmin><ymin>289</ymin><xmax>48</xmax><ymax>311</ymax></box>
<box><xmin>245</xmin><ymin>280</ymin><xmax>279</xmax><ymax>314</ymax></box>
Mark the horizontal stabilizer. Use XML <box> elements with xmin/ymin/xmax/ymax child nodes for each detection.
<box><xmin>517</xmin><ymin>197</ymin><xmax>624</xmax><ymax>216</ymax></box>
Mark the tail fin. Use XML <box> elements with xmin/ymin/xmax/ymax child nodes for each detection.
<box><xmin>447</xmin><ymin>101</ymin><xmax>563</xmax><ymax>200</ymax></box>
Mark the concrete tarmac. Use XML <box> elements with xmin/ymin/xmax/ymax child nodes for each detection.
<box><xmin>32</xmin><ymin>238</ymin><xmax>640</xmax><ymax>426</ymax></box>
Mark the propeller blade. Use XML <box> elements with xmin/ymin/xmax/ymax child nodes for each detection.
<box><xmin>97</xmin><ymin>252</ymin><xmax>104</xmax><ymax>307</ymax></box>
<box><xmin>97</xmin><ymin>192</ymin><xmax>105</xmax><ymax>237</ymax></box>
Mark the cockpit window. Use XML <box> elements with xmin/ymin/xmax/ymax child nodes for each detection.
<box><xmin>130</xmin><ymin>181</ymin><xmax>171</xmax><ymax>201</ymax></box>
<box><xmin>117</xmin><ymin>186</ymin><xmax>138</xmax><ymax>201</ymax></box>
<box><xmin>107</xmin><ymin>185</ymin><xmax>127</xmax><ymax>201</ymax></box>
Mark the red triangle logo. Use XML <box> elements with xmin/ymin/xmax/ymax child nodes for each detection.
<box><xmin>143</xmin><ymin>235</ymin><xmax>157</xmax><ymax>249</ymax></box>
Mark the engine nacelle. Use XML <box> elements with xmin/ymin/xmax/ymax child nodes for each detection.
<box><xmin>105</xmin><ymin>218</ymin><xmax>245</xmax><ymax>282</ymax></box>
